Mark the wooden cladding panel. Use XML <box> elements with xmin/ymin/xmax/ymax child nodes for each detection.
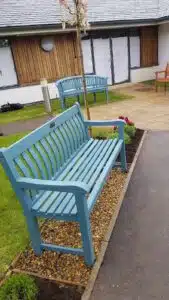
<box><xmin>11</xmin><ymin>34</ymin><xmax>81</xmax><ymax>85</ymax></box>
<box><xmin>140</xmin><ymin>26</ymin><xmax>158</xmax><ymax>67</ymax></box>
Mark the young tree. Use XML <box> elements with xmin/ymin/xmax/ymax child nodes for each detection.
<box><xmin>59</xmin><ymin>0</ymin><xmax>91</xmax><ymax>120</ymax></box>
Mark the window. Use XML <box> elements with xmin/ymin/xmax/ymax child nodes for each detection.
<box><xmin>130</xmin><ymin>36</ymin><xmax>140</xmax><ymax>68</ymax></box>
<box><xmin>140</xmin><ymin>26</ymin><xmax>158</xmax><ymax>67</ymax></box>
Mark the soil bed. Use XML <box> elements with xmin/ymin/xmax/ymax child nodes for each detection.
<box><xmin>125</xmin><ymin>129</ymin><xmax>144</xmax><ymax>163</ymax></box>
<box><xmin>13</xmin><ymin>129</ymin><xmax>144</xmax><ymax>300</ymax></box>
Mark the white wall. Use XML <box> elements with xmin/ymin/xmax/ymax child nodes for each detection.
<box><xmin>158</xmin><ymin>23</ymin><xmax>169</xmax><ymax>69</ymax></box>
<box><xmin>0</xmin><ymin>82</ymin><xmax>59</xmax><ymax>106</ymax></box>
<box><xmin>131</xmin><ymin>66</ymin><xmax>159</xmax><ymax>83</ymax></box>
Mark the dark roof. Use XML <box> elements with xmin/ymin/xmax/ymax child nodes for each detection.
<box><xmin>0</xmin><ymin>0</ymin><xmax>169</xmax><ymax>31</ymax></box>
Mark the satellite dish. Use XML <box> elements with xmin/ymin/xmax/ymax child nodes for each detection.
<box><xmin>41</xmin><ymin>37</ymin><xmax>54</xmax><ymax>52</ymax></box>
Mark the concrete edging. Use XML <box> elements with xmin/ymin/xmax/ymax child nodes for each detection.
<box><xmin>82</xmin><ymin>130</ymin><xmax>147</xmax><ymax>300</ymax></box>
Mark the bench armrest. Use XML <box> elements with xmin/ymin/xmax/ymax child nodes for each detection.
<box><xmin>85</xmin><ymin>120</ymin><xmax>126</xmax><ymax>140</ymax></box>
<box><xmin>84</xmin><ymin>120</ymin><xmax>126</xmax><ymax>127</ymax></box>
<box><xmin>17</xmin><ymin>178</ymin><xmax>90</xmax><ymax>194</ymax></box>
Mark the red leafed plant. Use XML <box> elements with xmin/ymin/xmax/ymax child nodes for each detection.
<box><xmin>118</xmin><ymin>116</ymin><xmax>134</xmax><ymax>126</ymax></box>
<box><xmin>112</xmin><ymin>116</ymin><xmax>136</xmax><ymax>143</ymax></box>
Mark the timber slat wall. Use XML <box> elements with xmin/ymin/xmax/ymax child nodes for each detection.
<box><xmin>11</xmin><ymin>34</ymin><xmax>81</xmax><ymax>85</ymax></box>
<box><xmin>140</xmin><ymin>26</ymin><xmax>158</xmax><ymax>67</ymax></box>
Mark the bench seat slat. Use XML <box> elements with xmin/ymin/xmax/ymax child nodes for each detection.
<box><xmin>64</xmin><ymin>140</ymin><xmax>110</xmax><ymax>183</ymax></box>
<box><xmin>55</xmin><ymin>139</ymin><xmax>97</xmax><ymax>181</ymax></box>
<box><xmin>31</xmin><ymin>139</ymin><xmax>122</xmax><ymax>218</ymax></box>
<box><xmin>88</xmin><ymin>139</ymin><xmax>123</xmax><ymax>212</ymax></box>
<box><xmin>83</xmin><ymin>139</ymin><xmax>118</xmax><ymax>186</ymax></box>
<box><xmin>75</xmin><ymin>140</ymin><xmax>113</xmax><ymax>183</ymax></box>
<box><xmin>31</xmin><ymin>139</ymin><xmax>93</xmax><ymax>210</ymax></box>
<box><xmin>33</xmin><ymin>140</ymin><xmax>99</xmax><ymax>214</ymax></box>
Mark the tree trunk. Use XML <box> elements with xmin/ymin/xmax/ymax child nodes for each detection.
<box><xmin>74</xmin><ymin>0</ymin><xmax>91</xmax><ymax>124</ymax></box>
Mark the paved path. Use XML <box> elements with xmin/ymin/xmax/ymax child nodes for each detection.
<box><xmin>1</xmin><ymin>83</ymin><xmax>169</xmax><ymax>135</ymax></box>
<box><xmin>88</xmin><ymin>84</ymin><xmax>169</xmax><ymax>131</ymax></box>
<box><xmin>0</xmin><ymin>115</ymin><xmax>50</xmax><ymax>135</ymax></box>
<box><xmin>91</xmin><ymin>131</ymin><xmax>169</xmax><ymax>300</ymax></box>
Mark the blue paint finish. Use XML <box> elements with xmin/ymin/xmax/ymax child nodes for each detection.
<box><xmin>56</xmin><ymin>75</ymin><xmax>109</xmax><ymax>109</ymax></box>
<box><xmin>0</xmin><ymin>104</ymin><xmax>126</xmax><ymax>266</ymax></box>
<box><xmin>76</xmin><ymin>192</ymin><xmax>95</xmax><ymax>266</ymax></box>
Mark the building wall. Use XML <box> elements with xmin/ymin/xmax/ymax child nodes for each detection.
<box><xmin>11</xmin><ymin>34</ymin><xmax>81</xmax><ymax>85</ymax></box>
<box><xmin>0</xmin><ymin>82</ymin><xmax>59</xmax><ymax>106</ymax></box>
<box><xmin>0</xmin><ymin>25</ymin><xmax>163</xmax><ymax>106</ymax></box>
<box><xmin>131</xmin><ymin>66</ymin><xmax>159</xmax><ymax>83</ymax></box>
<box><xmin>158</xmin><ymin>23</ymin><xmax>169</xmax><ymax>69</ymax></box>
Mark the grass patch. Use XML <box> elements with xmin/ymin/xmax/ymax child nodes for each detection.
<box><xmin>143</xmin><ymin>79</ymin><xmax>169</xmax><ymax>87</ymax></box>
<box><xmin>142</xmin><ymin>80</ymin><xmax>155</xmax><ymax>86</ymax></box>
<box><xmin>0</xmin><ymin>91</ymin><xmax>130</xmax><ymax>125</ymax></box>
<box><xmin>0</xmin><ymin>132</ymin><xmax>28</xmax><ymax>278</ymax></box>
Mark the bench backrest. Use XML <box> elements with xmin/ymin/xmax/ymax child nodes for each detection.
<box><xmin>0</xmin><ymin>104</ymin><xmax>89</xmax><ymax>201</ymax></box>
<box><xmin>56</xmin><ymin>75</ymin><xmax>107</xmax><ymax>96</ymax></box>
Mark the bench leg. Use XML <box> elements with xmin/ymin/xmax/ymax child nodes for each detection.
<box><xmin>60</xmin><ymin>97</ymin><xmax>65</xmax><ymax>110</ymax></box>
<box><xmin>26</xmin><ymin>214</ymin><xmax>42</xmax><ymax>255</ymax></box>
<box><xmin>76</xmin><ymin>194</ymin><xmax>95</xmax><ymax>266</ymax></box>
<box><xmin>155</xmin><ymin>81</ymin><xmax>158</xmax><ymax>92</ymax></box>
<box><xmin>77</xmin><ymin>95</ymin><xmax>80</xmax><ymax>103</ymax></box>
<box><xmin>120</xmin><ymin>142</ymin><xmax>127</xmax><ymax>172</ymax></box>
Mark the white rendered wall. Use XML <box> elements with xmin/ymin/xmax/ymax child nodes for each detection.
<box><xmin>131</xmin><ymin>66</ymin><xmax>159</xmax><ymax>83</ymax></box>
<box><xmin>0</xmin><ymin>82</ymin><xmax>59</xmax><ymax>106</ymax></box>
<box><xmin>158</xmin><ymin>23</ymin><xmax>169</xmax><ymax>70</ymax></box>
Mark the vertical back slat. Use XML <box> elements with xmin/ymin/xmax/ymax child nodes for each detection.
<box><xmin>35</xmin><ymin>142</ymin><xmax>51</xmax><ymax>179</ymax></box>
<box><xmin>72</xmin><ymin>116</ymin><xmax>84</xmax><ymax>145</ymax></box>
<box><xmin>40</xmin><ymin>138</ymin><xmax>55</xmax><ymax>177</ymax></box>
<box><xmin>29</xmin><ymin>146</ymin><xmax>47</xmax><ymax>179</ymax></box>
<box><xmin>62</xmin><ymin>123</ymin><xmax>75</xmax><ymax>154</ymax></box>
<box><xmin>76</xmin><ymin>114</ymin><xmax>88</xmax><ymax>141</ymax></box>
<box><xmin>69</xmin><ymin>118</ymin><xmax>81</xmax><ymax>148</ymax></box>
<box><xmin>44</xmin><ymin>136</ymin><xmax>58</xmax><ymax>173</ymax></box>
<box><xmin>53</xmin><ymin>128</ymin><xmax>69</xmax><ymax>162</ymax></box>
<box><xmin>59</xmin><ymin>125</ymin><xmax>72</xmax><ymax>157</ymax></box>
<box><xmin>50</xmin><ymin>131</ymin><xmax>64</xmax><ymax>167</ymax></box>
<box><xmin>65</xmin><ymin>120</ymin><xmax>77</xmax><ymax>151</ymax></box>
<box><xmin>22</xmin><ymin>151</ymin><xmax>39</xmax><ymax>178</ymax></box>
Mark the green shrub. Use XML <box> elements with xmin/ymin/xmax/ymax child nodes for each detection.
<box><xmin>124</xmin><ymin>124</ymin><xmax>136</xmax><ymax>138</ymax></box>
<box><xmin>0</xmin><ymin>274</ymin><xmax>38</xmax><ymax>300</ymax></box>
<box><xmin>111</xmin><ymin>131</ymin><xmax>131</xmax><ymax>145</ymax></box>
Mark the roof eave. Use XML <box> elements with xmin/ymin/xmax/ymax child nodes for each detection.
<box><xmin>1</xmin><ymin>16</ymin><xmax>169</xmax><ymax>37</ymax></box>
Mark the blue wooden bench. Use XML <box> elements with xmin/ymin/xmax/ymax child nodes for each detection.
<box><xmin>56</xmin><ymin>75</ymin><xmax>109</xmax><ymax>109</ymax></box>
<box><xmin>0</xmin><ymin>103</ymin><xmax>126</xmax><ymax>266</ymax></box>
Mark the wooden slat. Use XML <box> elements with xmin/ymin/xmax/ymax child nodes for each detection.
<box><xmin>11</xmin><ymin>33</ymin><xmax>80</xmax><ymax>85</ymax></box>
<box><xmin>140</xmin><ymin>26</ymin><xmax>158</xmax><ymax>67</ymax></box>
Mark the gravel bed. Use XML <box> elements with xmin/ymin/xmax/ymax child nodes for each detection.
<box><xmin>14</xmin><ymin>169</ymin><xmax>127</xmax><ymax>286</ymax></box>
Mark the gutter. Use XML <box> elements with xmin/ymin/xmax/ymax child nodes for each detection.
<box><xmin>0</xmin><ymin>15</ymin><xmax>169</xmax><ymax>37</ymax></box>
